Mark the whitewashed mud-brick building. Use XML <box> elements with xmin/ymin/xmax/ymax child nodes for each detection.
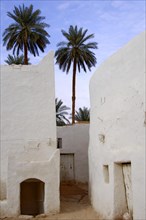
<box><xmin>0</xmin><ymin>52</ymin><xmax>60</xmax><ymax>217</ymax></box>
<box><xmin>57</xmin><ymin>123</ymin><xmax>89</xmax><ymax>184</ymax></box>
<box><xmin>89</xmin><ymin>32</ymin><xmax>145</xmax><ymax>220</ymax></box>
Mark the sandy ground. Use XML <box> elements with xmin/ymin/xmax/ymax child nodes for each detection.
<box><xmin>1</xmin><ymin>183</ymin><xmax>100</xmax><ymax>220</ymax></box>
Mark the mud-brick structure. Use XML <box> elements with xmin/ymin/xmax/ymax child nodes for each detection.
<box><xmin>0</xmin><ymin>52</ymin><xmax>60</xmax><ymax>217</ymax></box>
<box><xmin>57</xmin><ymin>124</ymin><xmax>89</xmax><ymax>183</ymax></box>
<box><xmin>89</xmin><ymin>32</ymin><xmax>145</xmax><ymax>220</ymax></box>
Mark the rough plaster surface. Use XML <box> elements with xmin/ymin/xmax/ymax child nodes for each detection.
<box><xmin>57</xmin><ymin>124</ymin><xmax>89</xmax><ymax>183</ymax></box>
<box><xmin>0</xmin><ymin>52</ymin><xmax>60</xmax><ymax>217</ymax></box>
<box><xmin>89</xmin><ymin>32</ymin><xmax>145</xmax><ymax>220</ymax></box>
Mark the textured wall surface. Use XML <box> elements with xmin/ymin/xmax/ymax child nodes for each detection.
<box><xmin>0</xmin><ymin>52</ymin><xmax>60</xmax><ymax>217</ymax></box>
<box><xmin>89</xmin><ymin>32</ymin><xmax>145</xmax><ymax>220</ymax></box>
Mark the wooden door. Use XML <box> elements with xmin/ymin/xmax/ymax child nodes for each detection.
<box><xmin>122</xmin><ymin>163</ymin><xmax>133</xmax><ymax>218</ymax></box>
<box><xmin>60</xmin><ymin>154</ymin><xmax>74</xmax><ymax>182</ymax></box>
<box><xmin>20</xmin><ymin>179</ymin><xmax>44</xmax><ymax>215</ymax></box>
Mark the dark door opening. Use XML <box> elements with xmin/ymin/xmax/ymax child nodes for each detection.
<box><xmin>20</xmin><ymin>178</ymin><xmax>44</xmax><ymax>216</ymax></box>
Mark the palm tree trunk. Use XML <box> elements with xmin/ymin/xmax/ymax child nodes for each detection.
<box><xmin>24</xmin><ymin>43</ymin><xmax>28</xmax><ymax>65</ymax></box>
<box><xmin>24</xmin><ymin>31</ymin><xmax>28</xmax><ymax>65</ymax></box>
<box><xmin>72</xmin><ymin>59</ymin><xmax>76</xmax><ymax>124</ymax></box>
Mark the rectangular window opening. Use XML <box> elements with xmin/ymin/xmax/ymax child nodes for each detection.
<box><xmin>57</xmin><ymin>138</ymin><xmax>62</xmax><ymax>149</ymax></box>
<box><xmin>103</xmin><ymin>165</ymin><xmax>109</xmax><ymax>183</ymax></box>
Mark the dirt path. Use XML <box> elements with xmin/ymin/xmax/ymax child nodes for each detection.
<box><xmin>54</xmin><ymin>182</ymin><xmax>99</xmax><ymax>219</ymax></box>
<box><xmin>2</xmin><ymin>183</ymin><xmax>100</xmax><ymax>220</ymax></box>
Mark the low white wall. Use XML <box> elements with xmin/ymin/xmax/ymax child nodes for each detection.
<box><xmin>0</xmin><ymin>51</ymin><xmax>60</xmax><ymax>217</ymax></box>
<box><xmin>89</xmin><ymin>32</ymin><xmax>145</xmax><ymax>220</ymax></box>
<box><xmin>57</xmin><ymin>124</ymin><xmax>89</xmax><ymax>183</ymax></box>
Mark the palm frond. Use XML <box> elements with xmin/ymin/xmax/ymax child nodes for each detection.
<box><xmin>74</xmin><ymin>107</ymin><xmax>90</xmax><ymax>122</ymax></box>
<box><xmin>55</xmin><ymin>98</ymin><xmax>70</xmax><ymax>126</ymax></box>
<box><xmin>5</xmin><ymin>54</ymin><xmax>30</xmax><ymax>65</ymax></box>
<box><xmin>55</xmin><ymin>25</ymin><xmax>97</xmax><ymax>74</ymax></box>
<box><xmin>3</xmin><ymin>4</ymin><xmax>50</xmax><ymax>64</ymax></box>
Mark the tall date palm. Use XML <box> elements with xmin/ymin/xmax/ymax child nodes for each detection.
<box><xmin>3</xmin><ymin>4</ymin><xmax>50</xmax><ymax>64</ymax></box>
<box><xmin>55</xmin><ymin>25</ymin><xmax>97</xmax><ymax>124</ymax></box>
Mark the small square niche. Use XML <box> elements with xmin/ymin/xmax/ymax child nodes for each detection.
<box><xmin>103</xmin><ymin>165</ymin><xmax>109</xmax><ymax>183</ymax></box>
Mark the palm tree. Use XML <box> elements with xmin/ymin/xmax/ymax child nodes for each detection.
<box><xmin>3</xmin><ymin>4</ymin><xmax>50</xmax><ymax>65</ymax></box>
<box><xmin>55</xmin><ymin>25</ymin><xmax>97</xmax><ymax>124</ymax></box>
<box><xmin>74</xmin><ymin>107</ymin><xmax>90</xmax><ymax>122</ymax></box>
<box><xmin>56</xmin><ymin>98</ymin><xmax>70</xmax><ymax>126</ymax></box>
<box><xmin>5</xmin><ymin>54</ymin><xmax>30</xmax><ymax>65</ymax></box>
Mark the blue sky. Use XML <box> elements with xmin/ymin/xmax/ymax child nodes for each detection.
<box><xmin>0</xmin><ymin>0</ymin><xmax>145</xmax><ymax>111</ymax></box>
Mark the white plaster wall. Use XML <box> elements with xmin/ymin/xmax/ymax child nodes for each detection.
<box><xmin>89</xmin><ymin>32</ymin><xmax>145</xmax><ymax>220</ymax></box>
<box><xmin>7</xmin><ymin>144</ymin><xmax>60</xmax><ymax>217</ymax></box>
<box><xmin>57</xmin><ymin>124</ymin><xmax>89</xmax><ymax>183</ymax></box>
<box><xmin>0</xmin><ymin>51</ymin><xmax>60</xmax><ymax>217</ymax></box>
<box><xmin>1</xmin><ymin>51</ymin><xmax>56</xmax><ymax>140</ymax></box>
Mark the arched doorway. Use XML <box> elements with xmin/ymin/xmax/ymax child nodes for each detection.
<box><xmin>20</xmin><ymin>178</ymin><xmax>44</xmax><ymax>216</ymax></box>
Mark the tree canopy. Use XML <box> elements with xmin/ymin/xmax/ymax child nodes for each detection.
<box><xmin>74</xmin><ymin>107</ymin><xmax>90</xmax><ymax>122</ymax></box>
<box><xmin>56</xmin><ymin>98</ymin><xmax>70</xmax><ymax>126</ymax></box>
<box><xmin>5</xmin><ymin>54</ymin><xmax>30</xmax><ymax>65</ymax></box>
<box><xmin>3</xmin><ymin>4</ymin><xmax>50</xmax><ymax>64</ymax></box>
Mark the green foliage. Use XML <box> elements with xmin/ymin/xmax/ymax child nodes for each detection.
<box><xmin>74</xmin><ymin>107</ymin><xmax>90</xmax><ymax>122</ymax></box>
<box><xmin>56</xmin><ymin>98</ymin><xmax>70</xmax><ymax>126</ymax></box>
<box><xmin>3</xmin><ymin>4</ymin><xmax>50</xmax><ymax>64</ymax></box>
<box><xmin>55</xmin><ymin>25</ymin><xmax>97</xmax><ymax>124</ymax></box>
<box><xmin>55</xmin><ymin>25</ymin><xmax>97</xmax><ymax>73</ymax></box>
<box><xmin>5</xmin><ymin>54</ymin><xmax>30</xmax><ymax>65</ymax></box>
